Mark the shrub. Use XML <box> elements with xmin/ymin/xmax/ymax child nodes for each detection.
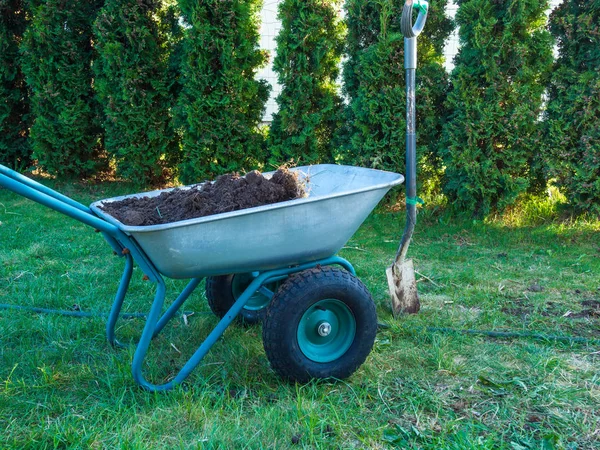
<box><xmin>440</xmin><ymin>0</ymin><xmax>553</xmax><ymax>217</ymax></box>
<box><xmin>0</xmin><ymin>0</ymin><xmax>31</xmax><ymax>170</ymax></box>
<box><xmin>267</xmin><ymin>0</ymin><xmax>345</xmax><ymax>166</ymax></box>
<box><xmin>94</xmin><ymin>0</ymin><xmax>179</xmax><ymax>185</ymax></box>
<box><xmin>21</xmin><ymin>0</ymin><xmax>105</xmax><ymax>177</ymax></box>
<box><xmin>177</xmin><ymin>0</ymin><xmax>270</xmax><ymax>184</ymax></box>
<box><xmin>543</xmin><ymin>0</ymin><xmax>600</xmax><ymax>215</ymax></box>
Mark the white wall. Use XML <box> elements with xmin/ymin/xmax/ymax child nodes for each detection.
<box><xmin>257</xmin><ymin>1</ymin><xmax>283</xmax><ymax>122</ymax></box>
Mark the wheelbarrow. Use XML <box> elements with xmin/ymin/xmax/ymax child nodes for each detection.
<box><xmin>0</xmin><ymin>163</ymin><xmax>403</xmax><ymax>391</ymax></box>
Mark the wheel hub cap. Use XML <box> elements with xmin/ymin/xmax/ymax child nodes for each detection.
<box><xmin>297</xmin><ymin>299</ymin><xmax>356</xmax><ymax>363</ymax></box>
<box><xmin>317</xmin><ymin>322</ymin><xmax>332</xmax><ymax>337</ymax></box>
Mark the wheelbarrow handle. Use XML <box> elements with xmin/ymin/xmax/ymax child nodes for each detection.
<box><xmin>401</xmin><ymin>0</ymin><xmax>429</xmax><ymax>38</ymax></box>
<box><xmin>0</xmin><ymin>163</ymin><xmax>89</xmax><ymax>212</ymax></box>
<box><xmin>0</xmin><ymin>163</ymin><xmax>124</xmax><ymax>254</ymax></box>
<box><xmin>0</xmin><ymin>170</ymin><xmax>116</xmax><ymax>235</ymax></box>
<box><xmin>0</xmin><ymin>164</ymin><xmax>163</xmax><ymax>281</ymax></box>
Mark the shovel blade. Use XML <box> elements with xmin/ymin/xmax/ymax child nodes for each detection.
<box><xmin>387</xmin><ymin>259</ymin><xmax>420</xmax><ymax>316</ymax></box>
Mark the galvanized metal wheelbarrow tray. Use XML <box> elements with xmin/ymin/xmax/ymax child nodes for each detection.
<box><xmin>0</xmin><ymin>164</ymin><xmax>403</xmax><ymax>391</ymax></box>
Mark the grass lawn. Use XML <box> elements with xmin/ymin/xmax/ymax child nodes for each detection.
<box><xmin>1</xmin><ymin>178</ymin><xmax>599</xmax><ymax>449</ymax></box>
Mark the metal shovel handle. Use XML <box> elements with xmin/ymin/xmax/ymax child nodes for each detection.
<box><xmin>393</xmin><ymin>0</ymin><xmax>429</xmax><ymax>270</ymax></box>
<box><xmin>401</xmin><ymin>0</ymin><xmax>429</xmax><ymax>38</ymax></box>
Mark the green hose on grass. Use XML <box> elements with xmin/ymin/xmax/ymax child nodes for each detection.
<box><xmin>1</xmin><ymin>302</ymin><xmax>598</xmax><ymax>345</ymax></box>
<box><xmin>424</xmin><ymin>326</ymin><xmax>600</xmax><ymax>345</ymax></box>
<box><xmin>0</xmin><ymin>303</ymin><xmax>198</xmax><ymax>319</ymax></box>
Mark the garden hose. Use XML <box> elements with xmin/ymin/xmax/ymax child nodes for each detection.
<box><xmin>0</xmin><ymin>303</ymin><xmax>199</xmax><ymax>319</ymax></box>
<box><xmin>2</xmin><ymin>302</ymin><xmax>597</xmax><ymax>345</ymax></box>
<box><xmin>423</xmin><ymin>326</ymin><xmax>600</xmax><ymax>346</ymax></box>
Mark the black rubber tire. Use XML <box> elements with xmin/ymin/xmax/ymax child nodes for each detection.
<box><xmin>262</xmin><ymin>266</ymin><xmax>377</xmax><ymax>383</ymax></box>
<box><xmin>206</xmin><ymin>274</ymin><xmax>278</xmax><ymax>324</ymax></box>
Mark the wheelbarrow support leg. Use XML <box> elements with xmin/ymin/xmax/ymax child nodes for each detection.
<box><xmin>105</xmin><ymin>254</ymin><xmax>202</xmax><ymax>346</ymax></box>
<box><xmin>106</xmin><ymin>253</ymin><xmax>134</xmax><ymax>347</ymax></box>
<box><xmin>153</xmin><ymin>277</ymin><xmax>203</xmax><ymax>338</ymax></box>
<box><xmin>131</xmin><ymin>274</ymin><xmax>264</xmax><ymax>391</ymax></box>
<box><xmin>130</xmin><ymin>256</ymin><xmax>355</xmax><ymax>392</ymax></box>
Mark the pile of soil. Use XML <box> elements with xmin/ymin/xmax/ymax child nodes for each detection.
<box><xmin>100</xmin><ymin>168</ymin><xmax>305</xmax><ymax>226</ymax></box>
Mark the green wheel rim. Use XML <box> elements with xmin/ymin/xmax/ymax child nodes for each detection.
<box><xmin>231</xmin><ymin>273</ymin><xmax>274</xmax><ymax>311</ymax></box>
<box><xmin>297</xmin><ymin>299</ymin><xmax>356</xmax><ymax>363</ymax></box>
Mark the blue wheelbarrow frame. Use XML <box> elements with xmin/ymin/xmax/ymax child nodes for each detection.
<box><xmin>0</xmin><ymin>163</ymin><xmax>402</xmax><ymax>391</ymax></box>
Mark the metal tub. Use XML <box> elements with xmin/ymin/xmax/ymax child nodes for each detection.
<box><xmin>90</xmin><ymin>164</ymin><xmax>404</xmax><ymax>279</ymax></box>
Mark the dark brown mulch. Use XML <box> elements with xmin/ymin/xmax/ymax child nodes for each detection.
<box><xmin>99</xmin><ymin>168</ymin><xmax>305</xmax><ymax>226</ymax></box>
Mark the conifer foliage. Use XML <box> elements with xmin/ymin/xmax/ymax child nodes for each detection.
<box><xmin>94</xmin><ymin>0</ymin><xmax>178</xmax><ymax>185</ymax></box>
<box><xmin>441</xmin><ymin>0</ymin><xmax>553</xmax><ymax>216</ymax></box>
<box><xmin>177</xmin><ymin>0</ymin><xmax>270</xmax><ymax>184</ymax></box>
<box><xmin>0</xmin><ymin>0</ymin><xmax>31</xmax><ymax>170</ymax></box>
<box><xmin>342</xmin><ymin>0</ymin><xmax>453</xmax><ymax>188</ymax></box>
<box><xmin>268</xmin><ymin>0</ymin><xmax>345</xmax><ymax>165</ymax></box>
<box><xmin>544</xmin><ymin>0</ymin><xmax>600</xmax><ymax>215</ymax></box>
<box><xmin>21</xmin><ymin>0</ymin><xmax>104</xmax><ymax>177</ymax></box>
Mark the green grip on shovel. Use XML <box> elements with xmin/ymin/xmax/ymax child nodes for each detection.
<box><xmin>406</xmin><ymin>196</ymin><xmax>425</xmax><ymax>206</ymax></box>
<box><xmin>413</xmin><ymin>0</ymin><xmax>429</xmax><ymax>15</ymax></box>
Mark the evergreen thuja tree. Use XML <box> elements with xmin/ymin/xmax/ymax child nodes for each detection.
<box><xmin>544</xmin><ymin>0</ymin><xmax>600</xmax><ymax>215</ymax></box>
<box><xmin>0</xmin><ymin>0</ymin><xmax>31</xmax><ymax>170</ymax></box>
<box><xmin>441</xmin><ymin>0</ymin><xmax>553</xmax><ymax>216</ymax></box>
<box><xmin>267</xmin><ymin>0</ymin><xmax>345</xmax><ymax>165</ymax></box>
<box><xmin>94</xmin><ymin>0</ymin><xmax>178</xmax><ymax>185</ymax></box>
<box><xmin>177</xmin><ymin>0</ymin><xmax>270</xmax><ymax>184</ymax></box>
<box><xmin>21</xmin><ymin>0</ymin><xmax>104</xmax><ymax>177</ymax></box>
<box><xmin>342</xmin><ymin>0</ymin><xmax>453</xmax><ymax>193</ymax></box>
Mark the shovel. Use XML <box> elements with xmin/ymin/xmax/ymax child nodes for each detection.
<box><xmin>387</xmin><ymin>0</ymin><xmax>429</xmax><ymax>316</ymax></box>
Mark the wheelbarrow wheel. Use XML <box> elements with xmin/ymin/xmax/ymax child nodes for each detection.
<box><xmin>262</xmin><ymin>266</ymin><xmax>377</xmax><ymax>383</ymax></box>
<box><xmin>206</xmin><ymin>273</ymin><xmax>280</xmax><ymax>324</ymax></box>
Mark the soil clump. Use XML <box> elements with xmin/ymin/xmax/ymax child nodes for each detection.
<box><xmin>100</xmin><ymin>168</ymin><xmax>305</xmax><ymax>226</ymax></box>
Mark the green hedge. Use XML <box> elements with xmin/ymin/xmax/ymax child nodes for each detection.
<box><xmin>440</xmin><ymin>0</ymin><xmax>553</xmax><ymax>217</ymax></box>
<box><xmin>267</xmin><ymin>0</ymin><xmax>345</xmax><ymax>166</ymax></box>
<box><xmin>176</xmin><ymin>0</ymin><xmax>270</xmax><ymax>184</ymax></box>
<box><xmin>5</xmin><ymin>0</ymin><xmax>599</xmax><ymax>217</ymax></box>
<box><xmin>544</xmin><ymin>0</ymin><xmax>600</xmax><ymax>215</ymax></box>
<box><xmin>0</xmin><ymin>0</ymin><xmax>31</xmax><ymax>170</ymax></box>
<box><xmin>93</xmin><ymin>0</ymin><xmax>179</xmax><ymax>185</ymax></box>
<box><xmin>21</xmin><ymin>0</ymin><xmax>105</xmax><ymax>178</ymax></box>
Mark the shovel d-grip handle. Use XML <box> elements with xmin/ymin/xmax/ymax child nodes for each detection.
<box><xmin>401</xmin><ymin>0</ymin><xmax>429</xmax><ymax>38</ymax></box>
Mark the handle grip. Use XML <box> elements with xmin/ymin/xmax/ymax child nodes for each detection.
<box><xmin>401</xmin><ymin>0</ymin><xmax>429</xmax><ymax>38</ymax></box>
